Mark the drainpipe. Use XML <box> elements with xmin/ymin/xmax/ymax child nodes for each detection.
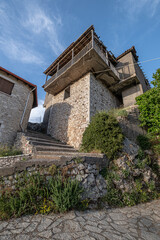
<box><xmin>20</xmin><ymin>87</ymin><xmax>36</xmax><ymax>132</ymax></box>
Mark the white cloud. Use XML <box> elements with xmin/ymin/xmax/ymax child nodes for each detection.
<box><xmin>23</xmin><ymin>5</ymin><xmax>64</xmax><ymax>55</ymax></box>
<box><xmin>150</xmin><ymin>0</ymin><xmax>160</xmax><ymax>17</ymax></box>
<box><xmin>29</xmin><ymin>100</ymin><xmax>45</xmax><ymax>123</ymax></box>
<box><xmin>0</xmin><ymin>2</ymin><xmax>44</xmax><ymax>65</ymax></box>
<box><xmin>118</xmin><ymin>0</ymin><xmax>160</xmax><ymax>20</ymax></box>
<box><xmin>0</xmin><ymin>0</ymin><xmax>64</xmax><ymax>63</ymax></box>
<box><xmin>0</xmin><ymin>37</ymin><xmax>44</xmax><ymax>64</ymax></box>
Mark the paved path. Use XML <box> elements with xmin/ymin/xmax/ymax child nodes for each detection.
<box><xmin>0</xmin><ymin>199</ymin><xmax>160</xmax><ymax>240</ymax></box>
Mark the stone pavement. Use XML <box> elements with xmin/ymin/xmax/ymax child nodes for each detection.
<box><xmin>0</xmin><ymin>200</ymin><xmax>160</xmax><ymax>240</ymax></box>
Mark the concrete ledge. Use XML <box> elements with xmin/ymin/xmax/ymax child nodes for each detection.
<box><xmin>0</xmin><ymin>154</ymin><xmax>31</xmax><ymax>160</ymax></box>
<box><xmin>0</xmin><ymin>154</ymin><xmax>32</xmax><ymax>169</ymax></box>
<box><xmin>0</xmin><ymin>155</ymin><xmax>108</xmax><ymax>177</ymax></box>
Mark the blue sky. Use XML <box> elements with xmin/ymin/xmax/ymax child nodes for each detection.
<box><xmin>0</xmin><ymin>0</ymin><xmax>160</xmax><ymax>120</ymax></box>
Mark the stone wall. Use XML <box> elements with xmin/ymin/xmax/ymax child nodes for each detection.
<box><xmin>44</xmin><ymin>72</ymin><xmax>120</xmax><ymax>149</ymax></box>
<box><xmin>0</xmin><ymin>156</ymin><xmax>108</xmax><ymax>202</ymax></box>
<box><xmin>0</xmin><ymin>154</ymin><xmax>32</xmax><ymax>168</ymax></box>
<box><xmin>14</xmin><ymin>132</ymin><xmax>35</xmax><ymax>154</ymax></box>
<box><xmin>0</xmin><ymin>70</ymin><xmax>34</xmax><ymax>145</ymax></box>
<box><xmin>46</xmin><ymin>73</ymin><xmax>90</xmax><ymax>149</ymax></box>
<box><xmin>90</xmin><ymin>73</ymin><xmax>120</xmax><ymax>118</ymax></box>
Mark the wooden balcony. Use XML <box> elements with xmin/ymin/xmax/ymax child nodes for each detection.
<box><xmin>43</xmin><ymin>28</ymin><xmax>120</xmax><ymax>95</ymax></box>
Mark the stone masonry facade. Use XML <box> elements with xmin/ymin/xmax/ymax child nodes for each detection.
<box><xmin>90</xmin><ymin>73</ymin><xmax>120</xmax><ymax>118</ymax></box>
<box><xmin>45</xmin><ymin>73</ymin><xmax>120</xmax><ymax>149</ymax></box>
<box><xmin>43</xmin><ymin>27</ymin><xmax>150</xmax><ymax>150</ymax></box>
<box><xmin>46</xmin><ymin>73</ymin><xmax>90</xmax><ymax>149</ymax></box>
<box><xmin>0</xmin><ymin>69</ymin><xmax>35</xmax><ymax>145</ymax></box>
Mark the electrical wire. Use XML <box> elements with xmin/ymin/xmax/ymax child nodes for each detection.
<box><xmin>92</xmin><ymin>57</ymin><xmax>160</xmax><ymax>74</ymax></box>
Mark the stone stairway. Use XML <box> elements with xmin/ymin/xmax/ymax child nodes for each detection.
<box><xmin>25</xmin><ymin>130</ymin><xmax>105</xmax><ymax>161</ymax></box>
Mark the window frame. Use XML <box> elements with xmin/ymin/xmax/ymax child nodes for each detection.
<box><xmin>64</xmin><ymin>86</ymin><xmax>70</xmax><ymax>100</ymax></box>
<box><xmin>0</xmin><ymin>77</ymin><xmax>14</xmax><ymax>95</ymax></box>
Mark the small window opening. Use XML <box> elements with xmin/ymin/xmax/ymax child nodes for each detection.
<box><xmin>64</xmin><ymin>86</ymin><xmax>70</xmax><ymax>100</ymax></box>
<box><xmin>0</xmin><ymin>77</ymin><xmax>14</xmax><ymax>95</ymax></box>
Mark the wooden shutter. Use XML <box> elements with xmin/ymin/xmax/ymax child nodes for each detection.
<box><xmin>0</xmin><ymin>77</ymin><xmax>14</xmax><ymax>95</ymax></box>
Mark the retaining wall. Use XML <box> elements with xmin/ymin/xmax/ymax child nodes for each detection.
<box><xmin>0</xmin><ymin>156</ymin><xmax>108</xmax><ymax>201</ymax></box>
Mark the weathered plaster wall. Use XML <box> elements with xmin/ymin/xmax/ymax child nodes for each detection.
<box><xmin>117</xmin><ymin>52</ymin><xmax>150</xmax><ymax>106</ymax></box>
<box><xmin>47</xmin><ymin>73</ymin><xmax>90</xmax><ymax>149</ymax></box>
<box><xmin>0</xmin><ymin>70</ymin><xmax>34</xmax><ymax>145</ymax></box>
<box><xmin>122</xmin><ymin>84</ymin><xmax>143</xmax><ymax>107</ymax></box>
<box><xmin>90</xmin><ymin>73</ymin><xmax>120</xmax><ymax>118</ymax></box>
<box><xmin>133</xmin><ymin>58</ymin><xmax>150</xmax><ymax>92</ymax></box>
<box><xmin>117</xmin><ymin>52</ymin><xmax>136</xmax><ymax>79</ymax></box>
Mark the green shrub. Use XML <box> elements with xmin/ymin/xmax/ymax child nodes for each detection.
<box><xmin>0</xmin><ymin>172</ymin><xmax>47</xmax><ymax>219</ymax></box>
<box><xmin>147</xmin><ymin>133</ymin><xmax>160</xmax><ymax>156</ymax></box>
<box><xmin>108</xmin><ymin>108</ymin><xmax>128</xmax><ymax>118</ymax></box>
<box><xmin>0</xmin><ymin>145</ymin><xmax>22</xmax><ymax>157</ymax></box>
<box><xmin>136</xmin><ymin>69</ymin><xmax>160</xmax><ymax>134</ymax></box>
<box><xmin>81</xmin><ymin>112</ymin><xmax>124</xmax><ymax>159</ymax></box>
<box><xmin>0</xmin><ymin>172</ymin><xmax>83</xmax><ymax>220</ymax></box>
<box><xmin>100</xmin><ymin>166</ymin><xmax>123</xmax><ymax>207</ymax></box>
<box><xmin>136</xmin><ymin>134</ymin><xmax>151</xmax><ymax>150</ymax></box>
<box><xmin>49</xmin><ymin>175</ymin><xmax>82</xmax><ymax>212</ymax></box>
<box><xmin>100</xmin><ymin>159</ymin><xmax>160</xmax><ymax>208</ymax></box>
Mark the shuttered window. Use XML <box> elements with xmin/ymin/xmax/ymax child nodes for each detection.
<box><xmin>0</xmin><ymin>77</ymin><xmax>14</xmax><ymax>95</ymax></box>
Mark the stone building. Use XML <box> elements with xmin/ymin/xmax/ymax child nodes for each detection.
<box><xmin>0</xmin><ymin>66</ymin><xmax>38</xmax><ymax>145</ymax></box>
<box><xmin>43</xmin><ymin>25</ymin><xmax>150</xmax><ymax>149</ymax></box>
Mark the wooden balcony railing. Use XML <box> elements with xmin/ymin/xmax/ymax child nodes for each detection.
<box><xmin>45</xmin><ymin>34</ymin><xmax>120</xmax><ymax>88</ymax></box>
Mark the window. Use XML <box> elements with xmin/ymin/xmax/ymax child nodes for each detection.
<box><xmin>64</xmin><ymin>86</ymin><xmax>70</xmax><ymax>100</ymax></box>
<box><xmin>0</xmin><ymin>77</ymin><xmax>14</xmax><ymax>95</ymax></box>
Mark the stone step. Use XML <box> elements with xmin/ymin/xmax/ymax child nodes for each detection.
<box><xmin>36</xmin><ymin>151</ymin><xmax>79</xmax><ymax>156</ymax></box>
<box><xmin>26</xmin><ymin>131</ymin><xmax>56</xmax><ymax>140</ymax></box>
<box><xmin>35</xmin><ymin>146</ymin><xmax>78</xmax><ymax>152</ymax></box>
<box><xmin>32</xmin><ymin>156</ymin><xmax>63</xmax><ymax>161</ymax></box>
<box><xmin>30</xmin><ymin>140</ymin><xmax>74</xmax><ymax>149</ymax></box>
<box><xmin>34</xmin><ymin>151</ymin><xmax>105</xmax><ymax>159</ymax></box>
<box><xmin>26</xmin><ymin>136</ymin><xmax>64</xmax><ymax>144</ymax></box>
<box><xmin>33</xmin><ymin>155</ymin><xmax>74</xmax><ymax>160</ymax></box>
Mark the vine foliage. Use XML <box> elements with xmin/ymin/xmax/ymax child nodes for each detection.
<box><xmin>136</xmin><ymin>69</ymin><xmax>160</xmax><ymax>134</ymax></box>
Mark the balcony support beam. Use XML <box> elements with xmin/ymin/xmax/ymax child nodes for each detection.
<box><xmin>91</xmin><ymin>30</ymin><xmax>94</xmax><ymax>48</ymax></box>
<box><xmin>45</xmin><ymin>74</ymin><xmax>48</xmax><ymax>82</ymax></box>
<box><xmin>56</xmin><ymin>63</ymin><xmax>59</xmax><ymax>77</ymax></box>
<box><xmin>72</xmin><ymin>49</ymin><xmax>74</xmax><ymax>64</ymax></box>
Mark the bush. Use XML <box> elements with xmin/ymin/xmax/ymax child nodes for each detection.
<box><xmin>0</xmin><ymin>145</ymin><xmax>22</xmax><ymax>157</ymax></box>
<box><xmin>100</xmin><ymin>160</ymin><xmax>160</xmax><ymax>207</ymax></box>
<box><xmin>81</xmin><ymin>112</ymin><xmax>124</xmax><ymax>159</ymax></box>
<box><xmin>136</xmin><ymin>134</ymin><xmax>151</xmax><ymax>150</ymax></box>
<box><xmin>136</xmin><ymin>69</ymin><xmax>160</xmax><ymax>134</ymax></box>
<box><xmin>0</xmin><ymin>172</ymin><xmax>48</xmax><ymax>219</ymax></box>
<box><xmin>147</xmin><ymin>133</ymin><xmax>160</xmax><ymax>156</ymax></box>
<box><xmin>49</xmin><ymin>175</ymin><xmax>82</xmax><ymax>212</ymax></box>
<box><xmin>0</xmin><ymin>172</ymin><xmax>83</xmax><ymax>220</ymax></box>
<box><xmin>108</xmin><ymin>108</ymin><xmax>128</xmax><ymax>118</ymax></box>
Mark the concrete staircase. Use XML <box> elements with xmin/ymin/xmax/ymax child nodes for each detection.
<box><xmin>25</xmin><ymin>130</ymin><xmax>105</xmax><ymax>161</ymax></box>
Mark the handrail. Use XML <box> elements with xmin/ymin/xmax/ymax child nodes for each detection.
<box><xmin>44</xmin><ymin>38</ymin><xmax>120</xmax><ymax>89</ymax></box>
